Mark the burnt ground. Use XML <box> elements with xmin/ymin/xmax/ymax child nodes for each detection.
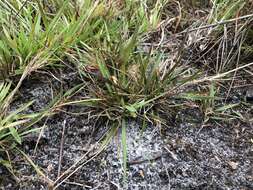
<box><xmin>0</xmin><ymin>71</ymin><xmax>253</xmax><ymax>190</ymax></box>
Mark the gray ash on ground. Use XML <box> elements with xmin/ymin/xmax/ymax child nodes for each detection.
<box><xmin>0</xmin><ymin>72</ymin><xmax>253</xmax><ymax>190</ymax></box>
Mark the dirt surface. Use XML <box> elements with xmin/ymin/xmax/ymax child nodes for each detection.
<box><xmin>0</xmin><ymin>72</ymin><xmax>253</xmax><ymax>190</ymax></box>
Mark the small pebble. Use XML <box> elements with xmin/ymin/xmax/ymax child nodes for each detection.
<box><xmin>246</xmin><ymin>88</ymin><xmax>253</xmax><ymax>102</ymax></box>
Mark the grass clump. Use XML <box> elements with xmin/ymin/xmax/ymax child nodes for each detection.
<box><xmin>0</xmin><ymin>82</ymin><xmax>38</xmax><ymax>174</ymax></box>
<box><xmin>70</xmin><ymin>0</ymin><xmax>192</xmax><ymax>123</ymax></box>
<box><xmin>208</xmin><ymin>0</ymin><xmax>246</xmax><ymax>23</ymax></box>
<box><xmin>0</xmin><ymin>0</ymin><xmax>101</xmax><ymax>79</ymax></box>
<box><xmin>0</xmin><ymin>82</ymin><xmax>33</xmax><ymax>146</ymax></box>
<box><xmin>67</xmin><ymin>1</ymin><xmax>201</xmax><ymax>181</ymax></box>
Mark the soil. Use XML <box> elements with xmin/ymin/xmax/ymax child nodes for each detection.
<box><xmin>0</xmin><ymin>71</ymin><xmax>253</xmax><ymax>190</ymax></box>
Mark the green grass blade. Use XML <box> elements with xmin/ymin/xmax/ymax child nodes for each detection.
<box><xmin>121</xmin><ymin>118</ymin><xmax>128</xmax><ymax>185</ymax></box>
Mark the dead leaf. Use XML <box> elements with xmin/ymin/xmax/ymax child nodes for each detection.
<box><xmin>228</xmin><ymin>161</ymin><xmax>239</xmax><ymax>170</ymax></box>
<box><xmin>47</xmin><ymin>163</ymin><xmax>54</xmax><ymax>172</ymax></box>
<box><xmin>139</xmin><ymin>170</ymin><xmax>145</xmax><ymax>178</ymax></box>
